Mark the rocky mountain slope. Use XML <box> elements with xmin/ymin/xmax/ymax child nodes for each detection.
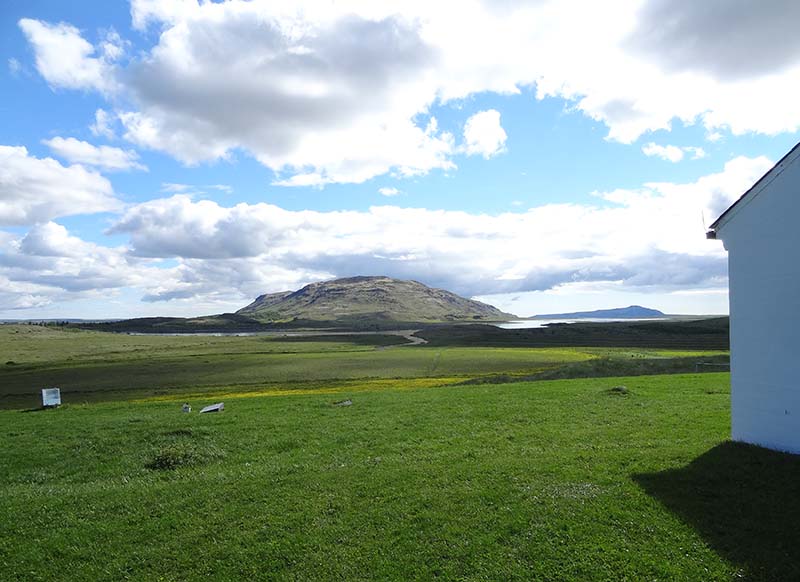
<box><xmin>237</xmin><ymin>276</ymin><xmax>514</xmax><ymax>323</ymax></box>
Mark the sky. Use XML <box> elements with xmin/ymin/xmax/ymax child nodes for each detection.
<box><xmin>1</xmin><ymin>0</ymin><xmax>800</xmax><ymax>319</ymax></box>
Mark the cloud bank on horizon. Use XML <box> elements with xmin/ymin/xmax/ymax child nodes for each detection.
<box><xmin>2</xmin><ymin>0</ymin><xmax>799</xmax><ymax>317</ymax></box>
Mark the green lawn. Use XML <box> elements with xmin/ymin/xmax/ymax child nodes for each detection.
<box><xmin>3</xmin><ymin>371</ymin><xmax>798</xmax><ymax>581</ymax></box>
<box><xmin>5</xmin><ymin>325</ymin><xmax>787</xmax><ymax>581</ymax></box>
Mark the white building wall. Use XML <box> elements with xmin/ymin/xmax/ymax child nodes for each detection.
<box><xmin>718</xmin><ymin>152</ymin><xmax>800</xmax><ymax>453</ymax></box>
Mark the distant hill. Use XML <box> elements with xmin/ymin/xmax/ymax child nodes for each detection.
<box><xmin>532</xmin><ymin>305</ymin><xmax>665</xmax><ymax>320</ymax></box>
<box><xmin>238</xmin><ymin>276</ymin><xmax>515</xmax><ymax>324</ymax></box>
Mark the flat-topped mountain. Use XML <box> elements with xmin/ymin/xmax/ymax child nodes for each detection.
<box><xmin>532</xmin><ymin>305</ymin><xmax>665</xmax><ymax>320</ymax></box>
<box><xmin>238</xmin><ymin>276</ymin><xmax>515</xmax><ymax>323</ymax></box>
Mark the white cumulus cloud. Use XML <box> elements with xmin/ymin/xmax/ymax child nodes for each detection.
<box><xmin>642</xmin><ymin>143</ymin><xmax>686</xmax><ymax>162</ymax></box>
<box><xmin>100</xmin><ymin>156</ymin><xmax>770</xmax><ymax>305</ymax></box>
<box><xmin>642</xmin><ymin>143</ymin><xmax>706</xmax><ymax>162</ymax></box>
<box><xmin>0</xmin><ymin>155</ymin><xmax>771</xmax><ymax>314</ymax></box>
<box><xmin>8</xmin><ymin>58</ymin><xmax>22</xmax><ymax>76</ymax></box>
<box><xmin>0</xmin><ymin>222</ymin><xmax>168</xmax><ymax>308</ymax></box>
<box><xmin>18</xmin><ymin>19</ymin><xmax>122</xmax><ymax>93</ymax></box>
<box><xmin>19</xmin><ymin>1</ymin><xmax>800</xmax><ymax>184</ymax></box>
<box><xmin>684</xmin><ymin>146</ymin><xmax>707</xmax><ymax>160</ymax></box>
<box><xmin>120</xmin><ymin>4</ymin><xmax>455</xmax><ymax>184</ymax></box>
<box><xmin>462</xmin><ymin>109</ymin><xmax>508</xmax><ymax>159</ymax></box>
<box><xmin>43</xmin><ymin>137</ymin><xmax>146</xmax><ymax>171</ymax></box>
<box><xmin>0</xmin><ymin>145</ymin><xmax>120</xmax><ymax>226</ymax></box>
<box><xmin>90</xmin><ymin>109</ymin><xmax>116</xmax><ymax>139</ymax></box>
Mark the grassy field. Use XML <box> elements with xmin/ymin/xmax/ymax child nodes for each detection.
<box><xmin>6</xmin><ymin>324</ymin><xmax>791</xmax><ymax>581</ymax></box>
<box><xmin>3</xmin><ymin>372</ymin><xmax>799</xmax><ymax>581</ymax></box>
<box><xmin>0</xmin><ymin>325</ymin><xmax>727</xmax><ymax>409</ymax></box>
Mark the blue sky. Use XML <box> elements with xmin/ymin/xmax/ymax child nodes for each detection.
<box><xmin>2</xmin><ymin>0</ymin><xmax>799</xmax><ymax>319</ymax></box>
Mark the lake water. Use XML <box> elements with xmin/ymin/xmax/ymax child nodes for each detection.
<box><xmin>494</xmin><ymin>318</ymin><xmax>665</xmax><ymax>329</ymax></box>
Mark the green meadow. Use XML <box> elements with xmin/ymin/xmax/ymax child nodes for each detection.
<box><xmin>0</xmin><ymin>325</ymin><xmax>724</xmax><ymax>409</ymax></box>
<box><xmin>2</xmin><ymin>325</ymin><xmax>797</xmax><ymax>581</ymax></box>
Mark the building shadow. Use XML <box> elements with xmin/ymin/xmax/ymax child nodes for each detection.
<box><xmin>634</xmin><ymin>441</ymin><xmax>800</xmax><ymax>580</ymax></box>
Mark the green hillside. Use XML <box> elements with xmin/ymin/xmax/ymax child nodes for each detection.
<box><xmin>237</xmin><ymin>276</ymin><xmax>515</xmax><ymax>323</ymax></box>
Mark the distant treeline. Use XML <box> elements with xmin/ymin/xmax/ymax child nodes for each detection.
<box><xmin>3</xmin><ymin>320</ymin><xmax>72</xmax><ymax>327</ymax></box>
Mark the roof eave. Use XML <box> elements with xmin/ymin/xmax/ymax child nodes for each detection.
<box><xmin>708</xmin><ymin>140</ymin><xmax>800</xmax><ymax>233</ymax></box>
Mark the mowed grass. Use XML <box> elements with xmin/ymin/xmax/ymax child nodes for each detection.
<box><xmin>7</xmin><ymin>372</ymin><xmax>797</xmax><ymax>581</ymax></box>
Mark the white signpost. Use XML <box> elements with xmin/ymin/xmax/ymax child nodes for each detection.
<box><xmin>41</xmin><ymin>388</ymin><xmax>61</xmax><ymax>407</ymax></box>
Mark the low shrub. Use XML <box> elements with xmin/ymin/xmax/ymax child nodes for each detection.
<box><xmin>146</xmin><ymin>439</ymin><xmax>225</xmax><ymax>471</ymax></box>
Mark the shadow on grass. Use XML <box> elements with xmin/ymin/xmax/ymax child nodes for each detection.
<box><xmin>635</xmin><ymin>441</ymin><xmax>800</xmax><ymax>581</ymax></box>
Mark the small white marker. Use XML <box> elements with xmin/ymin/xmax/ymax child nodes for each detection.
<box><xmin>41</xmin><ymin>388</ymin><xmax>61</xmax><ymax>408</ymax></box>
